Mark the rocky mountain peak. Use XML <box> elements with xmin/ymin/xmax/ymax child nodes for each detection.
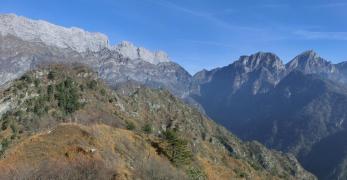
<box><xmin>236</xmin><ymin>52</ymin><xmax>285</xmax><ymax>73</ymax></box>
<box><xmin>286</xmin><ymin>50</ymin><xmax>336</xmax><ymax>74</ymax></box>
<box><xmin>0</xmin><ymin>13</ymin><xmax>110</xmax><ymax>52</ymax></box>
<box><xmin>192</xmin><ymin>68</ymin><xmax>220</xmax><ymax>85</ymax></box>
<box><xmin>112</xmin><ymin>41</ymin><xmax>170</xmax><ymax>64</ymax></box>
<box><xmin>290</xmin><ymin>50</ymin><xmax>320</xmax><ymax>64</ymax></box>
<box><xmin>0</xmin><ymin>14</ymin><xmax>171</xmax><ymax>65</ymax></box>
<box><xmin>300</xmin><ymin>50</ymin><xmax>319</xmax><ymax>58</ymax></box>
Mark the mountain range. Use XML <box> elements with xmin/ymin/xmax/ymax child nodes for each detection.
<box><xmin>1</xmin><ymin>13</ymin><xmax>347</xmax><ymax>179</ymax></box>
<box><xmin>0</xmin><ymin>64</ymin><xmax>315</xmax><ymax>179</ymax></box>
<box><xmin>0</xmin><ymin>14</ymin><xmax>193</xmax><ymax>100</ymax></box>
<box><xmin>191</xmin><ymin>51</ymin><xmax>347</xmax><ymax>179</ymax></box>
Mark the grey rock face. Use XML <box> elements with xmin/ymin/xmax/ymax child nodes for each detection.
<box><xmin>0</xmin><ymin>13</ymin><xmax>193</xmax><ymax>98</ymax></box>
<box><xmin>190</xmin><ymin>51</ymin><xmax>347</xmax><ymax>180</ymax></box>
<box><xmin>98</xmin><ymin>51</ymin><xmax>192</xmax><ymax>97</ymax></box>
<box><xmin>1</xmin><ymin>13</ymin><xmax>347</xmax><ymax>179</ymax></box>
<box><xmin>286</xmin><ymin>50</ymin><xmax>337</xmax><ymax>74</ymax></box>
<box><xmin>191</xmin><ymin>52</ymin><xmax>286</xmax><ymax>103</ymax></box>
<box><xmin>191</xmin><ymin>50</ymin><xmax>347</xmax><ymax>106</ymax></box>
<box><xmin>0</xmin><ymin>34</ymin><xmax>192</xmax><ymax>98</ymax></box>
<box><xmin>112</xmin><ymin>41</ymin><xmax>170</xmax><ymax>65</ymax></box>
<box><xmin>0</xmin><ymin>14</ymin><xmax>170</xmax><ymax>65</ymax></box>
<box><xmin>0</xmin><ymin>14</ymin><xmax>109</xmax><ymax>53</ymax></box>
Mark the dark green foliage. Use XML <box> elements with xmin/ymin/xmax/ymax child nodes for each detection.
<box><xmin>237</xmin><ymin>171</ymin><xmax>247</xmax><ymax>178</ymax></box>
<box><xmin>187</xmin><ymin>167</ymin><xmax>206</xmax><ymax>180</ymax></box>
<box><xmin>15</xmin><ymin>111</ymin><xmax>24</xmax><ymax>120</ymax></box>
<box><xmin>48</xmin><ymin>70</ymin><xmax>57</xmax><ymax>80</ymax></box>
<box><xmin>33</xmin><ymin>103</ymin><xmax>43</xmax><ymax>116</ymax></box>
<box><xmin>100</xmin><ymin>89</ymin><xmax>106</xmax><ymax>96</ymax></box>
<box><xmin>163</xmin><ymin>130</ymin><xmax>178</xmax><ymax>141</ymax></box>
<box><xmin>0</xmin><ymin>138</ymin><xmax>10</xmax><ymax>156</ymax></box>
<box><xmin>87</xmin><ymin>80</ymin><xmax>98</xmax><ymax>90</ymax></box>
<box><xmin>20</xmin><ymin>74</ymin><xmax>32</xmax><ymax>83</ymax></box>
<box><xmin>126</xmin><ymin>121</ymin><xmax>136</xmax><ymax>130</ymax></box>
<box><xmin>19</xmin><ymin>93</ymin><xmax>25</xmax><ymax>99</ymax></box>
<box><xmin>47</xmin><ymin>85</ymin><xmax>54</xmax><ymax>99</ymax></box>
<box><xmin>10</xmin><ymin>123</ymin><xmax>18</xmax><ymax>134</ymax></box>
<box><xmin>79</xmin><ymin>84</ymin><xmax>85</xmax><ymax>92</ymax></box>
<box><xmin>37</xmin><ymin>87</ymin><xmax>43</xmax><ymax>95</ymax></box>
<box><xmin>0</xmin><ymin>114</ymin><xmax>12</xmax><ymax>131</ymax></box>
<box><xmin>249</xmin><ymin>160</ymin><xmax>262</xmax><ymax>171</ymax></box>
<box><xmin>31</xmin><ymin>96</ymin><xmax>48</xmax><ymax>117</ymax></box>
<box><xmin>163</xmin><ymin>130</ymin><xmax>192</xmax><ymax>166</ymax></box>
<box><xmin>10</xmin><ymin>134</ymin><xmax>16</xmax><ymax>140</ymax></box>
<box><xmin>142</xmin><ymin>123</ymin><xmax>153</xmax><ymax>134</ymax></box>
<box><xmin>34</xmin><ymin>79</ymin><xmax>40</xmax><ymax>87</ymax></box>
<box><xmin>1</xmin><ymin>120</ymin><xmax>9</xmax><ymax>131</ymax></box>
<box><xmin>16</xmin><ymin>82</ymin><xmax>25</xmax><ymax>90</ymax></box>
<box><xmin>55</xmin><ymin>78</ymin><xmax>81</xmax><ymax>114</ymax></box>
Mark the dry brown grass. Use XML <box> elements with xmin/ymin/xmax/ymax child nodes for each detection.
<box><xmin>0</xmin><ymin>123</ymin><xmax>187</xmax><ymax>179</ymax></box>
<box><xmin>0</xmin><ymin>65</ymin><xmax>314</xmax><ymax>179</ymax></box>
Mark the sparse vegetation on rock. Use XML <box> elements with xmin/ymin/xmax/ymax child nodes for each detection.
<box><xmin>0</xmin><ymin>65</ymin><xmax>316</xmax><ymax>179</ymax></box>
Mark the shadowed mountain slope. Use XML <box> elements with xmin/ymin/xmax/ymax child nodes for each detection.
<box><xmin>0</xmin><ymin>65</ymin><xmax>315</xmax><ymax>179</ymax></box>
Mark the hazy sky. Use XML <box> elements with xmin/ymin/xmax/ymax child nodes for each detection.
<box><xmin>1</xmin><ymin>0</ymin><xmax>347</xmax><ymax>74</ymax></box>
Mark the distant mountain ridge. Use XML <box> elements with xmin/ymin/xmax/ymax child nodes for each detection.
<box><xmin>192</xmin><ymin>50</ymin><xmax>345</xmax><ymax>95</ymax></box>
<box><xmin>2</xmin><ymin>13</ymin><xmax>347</xmax><ymax>179</ymax></box>
<box><xmin>0</xmin><ymin>14</ymin><xmax>170</xmax><ymax>64</ymax></box>
<box><xmin>0</xmin><ymin>65</ymin><xmax>315</xmax><ymax>179</ymax></box>
<box><xmin>191</xmin><ymin>50</ymin><xmax>347</xmax><ymax>179</ymax></box>
<box><xmin>0</xmin><ymin>14</ymin><xmax>193</xmax><ymax>100</ymax></box>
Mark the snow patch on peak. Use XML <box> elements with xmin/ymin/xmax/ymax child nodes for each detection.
<box><xmin>0</xmin><ymin>14</ymin><xmax>109</xmax><ymax>52</ymax></box>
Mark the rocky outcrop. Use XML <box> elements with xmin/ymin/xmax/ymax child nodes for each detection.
<box><xmin>0</xmin><ymin>14</ymin><xmax>171</xmax><ymax>65</ymax></box>
<box><xmin>0</xmin><ymin>65</ymin><xmax>316</xmax><ymax>179</ymax></box>
<box><xmin>112</xmin><ymin>41</ymin><xmax>170</xmax><ymax>64</ymax></box>
<box><xmin>0</xmin><ymin>14</ymin><xmax>192</xmax><ymax>98</ymax></box>
<box><xmin>190</xmin><ymin>51</ymin><xmax>347</xmax><ymax>180</ymax></box>
<box><xmin>0</xmin><ymin>14</ymin><xmax>109</xmax><ymax>53</ymax></box>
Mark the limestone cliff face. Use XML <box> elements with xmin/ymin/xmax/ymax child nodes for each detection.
<box><xmin>0</xmin><ymin>14</ymin><xmax>192</xmax><ymax>98</ymax></box>
<box><xmin>0</xmin><ymin>14</ymin><xmax>109</xmax><ymax>53</ymax></box>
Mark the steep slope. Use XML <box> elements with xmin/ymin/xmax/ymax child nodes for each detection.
<box><xmin>191</xmin><ymin>51</ymin><xmax>347</xmax><ymax>179</ymax></box>
<box><xmin>0</xmin><ymin>65</ymin><xmax>315</xmax><ymax>179</ymax></box>
<box><xmin>286</xmin><ymin>50</ymin><xmax>337</xmax><ymax>75</ymax></box>
<box><xmin>0</xmin><ymin>14</ymin><xmax>192</xmax><ymax>98</ymax></box>
<box><xmin>285</xmin><ymin>50</ymin><xmax>347</xmax><ymax>86</ymax></box>
<box><xmin>236</xmin><ymin>71</ymin><xmax>347</xmax><ymax>155</ymax></box>
<box><xmin>302</xmin><ymin>129</ymin><xmax>347</xmax><ymax>179</ymax></box>
<box><xmin>0</xmin><ymin>14</ymin><xmax>109</xmax><ymax>53</ymax></box>
<box><xmin>0</xmin><ymin>123</ymin><xmax>187</xmax><ymax>180</ymax></box>
<box><xmin>191</xmin><ymin>52</ymin><xmax>286</xmax><ymax>128</ymax></box>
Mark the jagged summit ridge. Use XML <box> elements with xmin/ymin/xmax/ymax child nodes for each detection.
<box><xmin>236</xmin><ymin>52</ymin><xmax>285</xmax><ymax>72</ymax></box>
<box><xmin>113</xmin><ymin>41</ymin><xmax>170</xmax><ymax>64</ymax></box>
<box><xmin>286</xmin><ymin>50</ymin><xmax>336</xmax><ymax>74</ymax></box>
<box><xmin>0</xmin><ymin>14</ymin><xmax>170</xmax><ymax>64</ymax></box>
<box><xmin>0</xmin><ymin>14</ymin><xmax>109</xmax><ymax>52</ymax></box>
<box><xmin>287</xmin><ymin>50</ymin><xmax>322</xmax><ymax>68</ymax></box>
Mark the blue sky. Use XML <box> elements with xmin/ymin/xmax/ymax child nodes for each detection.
<box><xmin>1</xmin><ymin>0</ymin><xmax>347</xmax><ymax>74</ymax></box>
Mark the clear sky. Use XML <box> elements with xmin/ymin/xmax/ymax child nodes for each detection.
<box><xmin>1</xmin><ymin>0</ymin><xmax>347</xmax><ymax>74</ymax></box>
